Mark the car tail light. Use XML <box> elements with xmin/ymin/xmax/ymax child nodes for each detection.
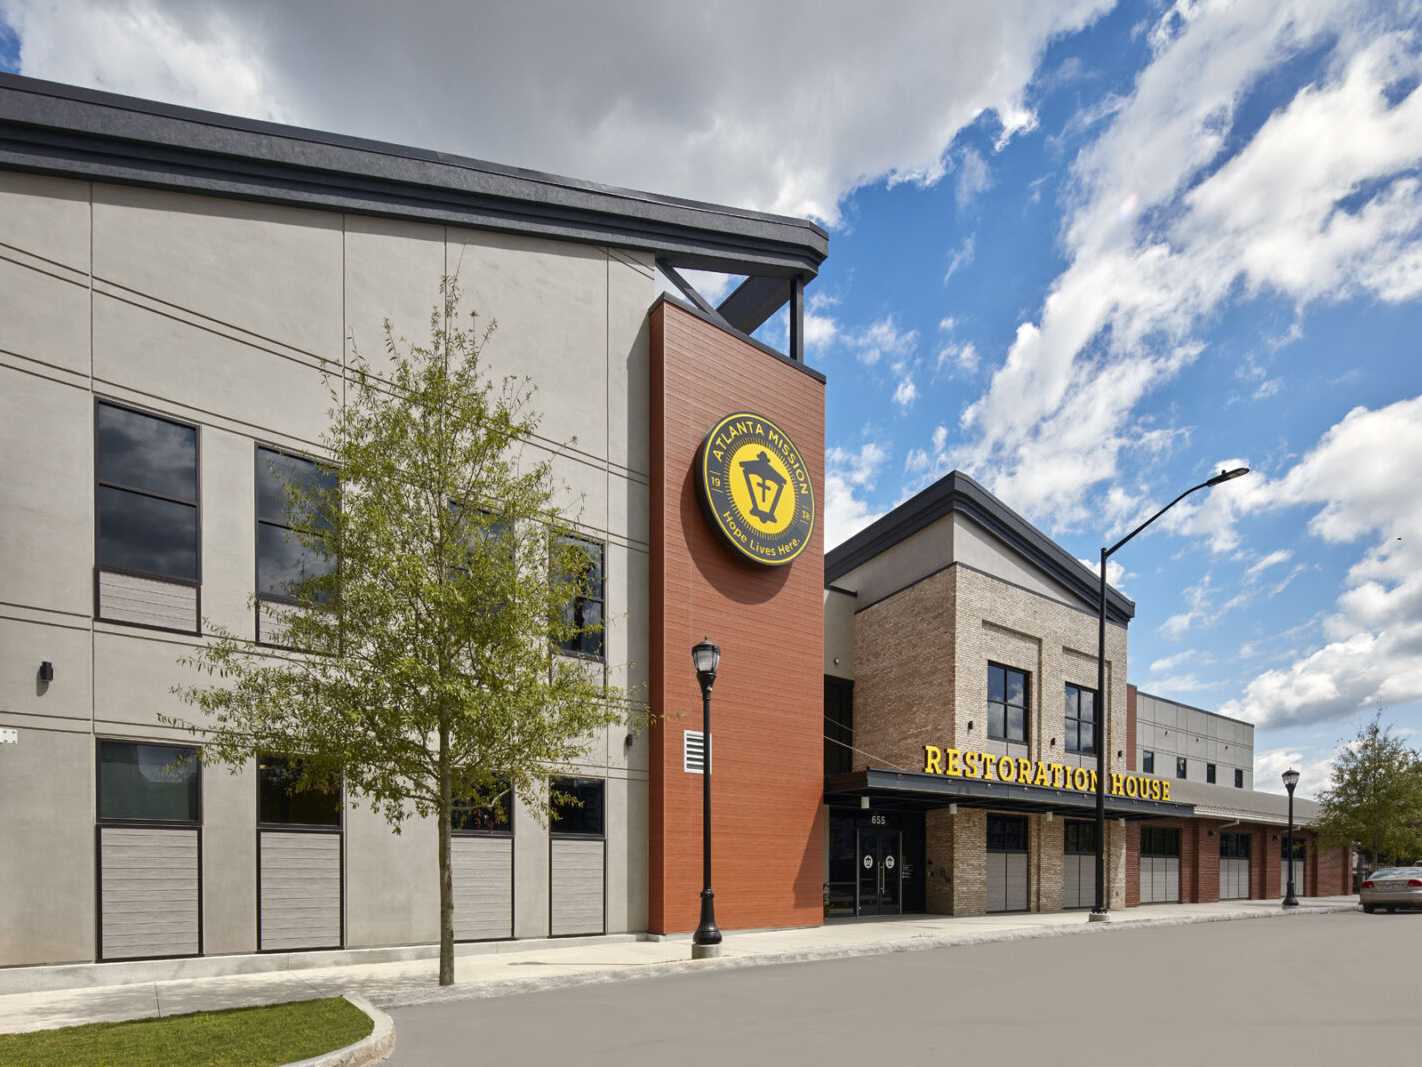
<box><xmin>1409</xmin><ymin>879</ymin><xmax>1422</xmax><ymax>887</ymax></box>
<box><xmin>1361</xmin><ymin>880</ymin><xmax>1375</xmax><ymax>889</ymax></box>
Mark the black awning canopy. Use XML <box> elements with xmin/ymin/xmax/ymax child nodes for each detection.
<box><xmin>825</xmin><ymin>768</ymin><xmax>1196</xmax><ymax>822</ymax></box>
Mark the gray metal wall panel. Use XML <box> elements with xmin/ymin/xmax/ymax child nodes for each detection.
<box><xmin>1220</xmin><ymin>857</ymin><xmax>1249</xmax><ymax>899</ymax></box>
<box><xmin>1004</xmin><ymin>853</ymin><xmax>1028</xmax><ymax>911</ymax></box>
<box><xmin>98</xmin><ymin>571</ymin><xmax>197</xmax><ymax>631</ymax></box>
<box><xmin>550</xmin><ymin>839</ymin><xmax>604</xmax><ymax>936</ymax></box>
<box><xmin>452</xmin><ymin>836</ymin><xmax>512</xmax><ymax>941</ymax></box>
<box><xmin>259</xmin><ymin>831</ymin><xmax>341</xmax><ymax>951</ymax></box>
<box><xmin>99</xmin><ymin>827</ymin><xmax>200</xmax><ymax>959</ymax></box>
<box><xmin>986</xmin><ymin>851</ymin><xmax>1028</xmax><ymax>913</ymax></box>
<box><xmin>1064</xmin><ymin>854</ymin><xmax>1095</xmax><ymax>909</ymax></box>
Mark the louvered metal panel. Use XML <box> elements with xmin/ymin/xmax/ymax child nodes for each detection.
<box><xmin>258</xmin><ymin>830</ymin><xmax>341</xmax><ymax>951</ymax></box>
<box><xmin>550</xmin><ymin>839</ymin><xmax>604</xmax><ymax>935</ymax></box>
<box><xmin>452</xmin><ymin>836</ymin><xmax>512</xmax><ymax>941</ymax></box>
<box><xmin>99</xmin><ymin>827</ymin><xmax>200</xmax><ymax>960</ymax></box>
<box><xmin>98</xmin><ymin>571</ymin><xmax>197</xmax><ymax>631</ymax></box>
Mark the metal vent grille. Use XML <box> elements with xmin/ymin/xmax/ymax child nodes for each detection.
<box><xmin>683</xmin><ymin>730</ymin><xmax>710</xmax><ymax>774</ymax></box>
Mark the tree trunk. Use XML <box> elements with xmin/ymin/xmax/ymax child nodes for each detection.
<box><xmin>438</xmin><ymin>724</ymin><xmax>454</xmax><ymax>986</ymax></box>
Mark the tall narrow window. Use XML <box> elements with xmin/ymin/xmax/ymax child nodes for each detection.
<box><xmin>256</xmin><ymin>446</ymin><xmax>337</xmax><ymax>605</ymax></box>
<box><xmin>96</xmin><ymin>402</ymin><xmax>199</xmax><ymax>583</ymax></box>
<box><xmin>987</xmin><ymin>663</ymin><xmax>1029</xmax><ymax>744</ymax></box>
<box><xmin>553</xmin><ymin>536</ymin><xmax>604</xmax><ymax>661</ymax></box>
<box><xmin>1064</xmin><ymin>684</ymin><xmax>1096</xmax><ymax>755</ymax></box>
<box><xmin>1206</xmin><ymin>763</ymin><xmax>1217</xmax><ymax>784</ymax></box>
<box><xmin>1176</xmin><ymin>756</ymin><xmax>1188</xmax><ymax>779</ymax></box>
<box><xmin>1234</xmin><ymin>768</ymin><xmax>1244</xmax><ymax>788</ymax></box>
<box><xmin>1143</xmin><ymin>750</ymin><xmax>1155</xmax><ymax>774</ymax></box>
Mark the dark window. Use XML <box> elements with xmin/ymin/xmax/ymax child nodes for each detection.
<box><xmin>452</xmin><ymin>776</ymin><xmax>512</xmax><ymax>834</ymax></box>
<box><xmin>824</xmin><ymin>678</ymin><xmax>854</xmax><ymax>775</ymax></box>
<box><xmin>550</xmin><ymin>777</ymin><xmax>604</xmax><ymax>837</ymax></box>
<box><xmin>986</xmin><ymin>813</ymin><xmax>1029</xmax><ymax>852</ymax></box>
<box><xmin>1235</xmin><ymin>768</ymin><xmax>1244</xmax><ymax>788</ymax></box>
<box><xmin>1176</xmin><ymin>756</ymin><xmax>1187</xmax><ymax>779</ymax></box>
<box><xmin>987</xmin><ymin>664</ymin><xmax>1029</xmax><ymax>744</ymax></box>
<box><xmin>97</xmin><ymin>740</ymin><xmax>200</xmax><ymax>822</ymax></box>
<box><xmin>1220</xmin><ymin>832</ymin><xmax>1251</xmax><ymax>859</ymax></box>
<box><xmin>553</xmin><ymin>537</ymin><xmax>604</xmax><ymax>660</ymax></box>
<box><xmin>1140</xmin><ymin>827</ymin><xmax>1181</xmax><ymax>858</ymax></box>
<box><xmin>1064</xmin><ymin>684</ymin><xmax>1096</xmax><ymax>754</ymax></box>
<box><xmin>1206</xmin><ymin>763</ymin><xmax>1217</xmax><ymax>784</ymax></box>
<box><xmin>256</xmin><ymin>446</ymin><xmax>337</xmax><ymax>604</ymax></box>
<box><xmin>1064</xmin><ymin>821</ymin><xmax>1096</xmax><ymax>855</ymax></box>
<box><xmin>1143</xmin><ymin>750</ymin><xmax>1155</xmax><ymax>774</ymax></box>
<box><xmin>1281</xmin><ymin>836</ymin><xmax>1306</xmax><ymax>861</ymax></box>
<box><xmin>257</xmin><ymin>755</ymin><xmax>342</xmax><ymax>826</ymax></box>
<box><xmin>96</xmin><ymin>402</ymin><xmax>198</xmax><ymax>582</ymax></box>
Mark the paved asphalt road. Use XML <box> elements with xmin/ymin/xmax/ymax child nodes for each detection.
<box><xmin>387</xmin><ymin>912</ymin><xmax>1418</xmax><ymax>1066</ymax></box>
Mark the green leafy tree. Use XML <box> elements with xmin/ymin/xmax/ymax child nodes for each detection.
<box><xmin>170</xmin><ymin>279</ymin><xmax>634</xmax><ymax>986</ymax></box>
<box><xmin>1312</xmin><ymin>712</ymin><xmax>1422</xmax><ymax>870</ymax></box>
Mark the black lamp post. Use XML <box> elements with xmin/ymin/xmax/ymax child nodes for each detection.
<box><xmin>1091</xmin><ymin>466</ymin><xmax>1250</xmax><ymax>921</ymax></box>
<box><xmin>691</xmin><ymin>637</ymin><xmax>722</xmax><ymax>957</ymax></box>
<box><xmin>1282</xmin><ymin>767</ymin><xmax>1300</xmax><ymax>908</ymax></box>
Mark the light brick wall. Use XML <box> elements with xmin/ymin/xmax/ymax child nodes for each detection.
<box><xmin>925</xmin><ymin>809</ymin><xmax>955</xmax><ymax>913</ymax></box>
<box><xmin>950</xmin><ymin>808</ymin><xmax>987</xmax><ymax>916</ymax></box>
<box><xmin>1034</xmin><ymin>815</ymin><xmax>1064</xmax><ymax>912</ymax></box>
<box><xmin>851</xmin><ymin>559</ymin><xmax>1130</xmax><ymax>914</ymax></box>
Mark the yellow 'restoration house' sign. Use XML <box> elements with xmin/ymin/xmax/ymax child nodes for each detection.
<box><xmin>923</xmin><ymin>746</ymin><xmax>1172</xmax><ymax>802</ymax></box>
<box><xmin>696</xmin><ymin>412</ymin><xmax>815</xmax><ymax>567</ymax></box>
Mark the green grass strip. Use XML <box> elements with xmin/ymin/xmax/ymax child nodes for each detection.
<box><xmin>0</xmin><ymin>995</ymin><xmax>373</xmax><ymax>1067</ymax></box>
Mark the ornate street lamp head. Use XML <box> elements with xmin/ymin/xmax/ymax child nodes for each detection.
<box><xmin>692</xmin><ymin>637</ymin><xmax>720</xmax><ymax>693</ymax></box>
<box><xmin>1281</xmin><ymin>767</ymin><xmax>1300</xmax><ymax>793</ymax></box>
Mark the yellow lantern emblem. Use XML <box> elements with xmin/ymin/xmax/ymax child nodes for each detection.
<box><xmin>696</xmin><ymin>412</ymin><xmax>815</xmax><ymax>567</ymax></box>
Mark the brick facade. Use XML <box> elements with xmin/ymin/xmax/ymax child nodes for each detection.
<box><xmin>848</xmin><ymin>546</ymin><xmax>1130</xmax><ymax>915</ymax></box>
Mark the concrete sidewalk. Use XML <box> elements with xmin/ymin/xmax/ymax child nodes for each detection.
<box><xmin>0</xmin><ymin>896</ymin><xmax>1358</xmax><ymax>1035</ymax></box>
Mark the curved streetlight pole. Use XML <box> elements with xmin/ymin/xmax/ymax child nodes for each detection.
<box><xmin>1090</xmin><ymin>466</ymin><xmax>1249</xmax><ymax>921</ymax></box>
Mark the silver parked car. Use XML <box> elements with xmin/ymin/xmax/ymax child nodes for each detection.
<box><xmin>1360</xmin><ymin>867</ymin><xmax>1422</xmax><ymax>913</ymax></box>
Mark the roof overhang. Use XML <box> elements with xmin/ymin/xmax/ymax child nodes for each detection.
<box><xmin>826</xmin><ymin>768</ymin><xmax>1195</xmax><ymax>821</ymax></box>
<box><xmin>824</xmin><ymin>470</ymin><xmax>1135</xmax><ymax>626</ymax></box>
<box><xmin>0</xmin><ymin>72</ymin><xmax>827</xmax><ymax>282</ymax></box>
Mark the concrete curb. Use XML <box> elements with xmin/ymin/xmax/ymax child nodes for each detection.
<box><xmin>371</xmin><ymin>901</ymin><xmax>1359</xmax><ymax>1010</ymax></box>
<box><xmin>280</xmin><ymin>995</ymin><xmax>394</xmax><ymax>1067</ymax></box>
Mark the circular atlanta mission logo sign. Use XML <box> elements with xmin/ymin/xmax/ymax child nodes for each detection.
<box><xmin>696</xmin><ymin>412</ymin><xmax>815</xmax><ymax>567</ymax></box>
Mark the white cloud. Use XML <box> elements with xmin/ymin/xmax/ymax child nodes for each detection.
<box><xmin>954</xmin><ymin>148</ymin><xmax>991</xmax><ymax>210</ymax></box>
<box><xmin>1222</xmin><ymin>395</ymin><xmax>1422</xmax><ymax>727</ymax></box>
<box><xmin>1</xmin><ymin>0</ymin><xmax>284</xmax><ymax>121</ymax></box>
<box><xmin>849</xmin><ymin>315</ymin><xmax>918</xmax><ymax>367</ymax></box>
<box><xmin>825</xmin><ymin>440</ymin><xmax>890</xmax><ymax>548</ymax></box>
<box><xmin>943</xmin><ymin>235</ymin><xmax>977</xmax><ymax>283</ymax></box>
<box><xmin>892</xmin><ymin>372</ymin><xmax>917</xmax><ymax>410</ymax></box>
<box><xmin>1077</xmin><ymin>556</ymin><xmax>1128</xmax><ymax>590</ymax></box>
<box><xmin>1253</xmin><ymin>746</ymin><xmax>1335</xmax><ymax>799</ymax></box>
<box><xmin>950</xmin><ymin>1</ymin><xmax>1422</xmax><ymax>531</ymax></box>
<box><xmin>1149</xmin><ymin>649</ymin><xmax>1214</xmax><ymax>674</ymax></box>
<box><xmin>937</xmin><ymin>341</ymin><xmax>980</xmax><ymax>376</ymax></box>
<box><xmin>1246</xmin><ymin>549</ymin><xmax>1293</xmax><ymax>578</ymax></box>
<box><xmin>0</xmin><ymin>0</ymin><xmax>1113</xmax><ymax>227</ymax></box>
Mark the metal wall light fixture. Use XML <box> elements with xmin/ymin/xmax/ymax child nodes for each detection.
<box><xmin>1091</xmin><ymin>466</ymin><xmax>1249</xmax><ymax>921</ymax></box>
<box><xmin>38</xmin><ymin>661</ymin><xmax>54</xmax><ymax>683</ymax></box>
<box><xmin>691</xmin><ymin>637</ymin><xmax>722</xmax><ymax>958</ymax></box>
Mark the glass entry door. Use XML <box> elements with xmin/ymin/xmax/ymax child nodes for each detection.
<box><xmin>857</xmin><ymin>828</ymin><xmax>902</xmax><ymax>915</ymax></box>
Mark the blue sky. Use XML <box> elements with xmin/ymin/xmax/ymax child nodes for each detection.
<box><xmin>4</xmin><ymin>0</ymin><xmax>1420</xmax><ymax>796</ymax></box>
